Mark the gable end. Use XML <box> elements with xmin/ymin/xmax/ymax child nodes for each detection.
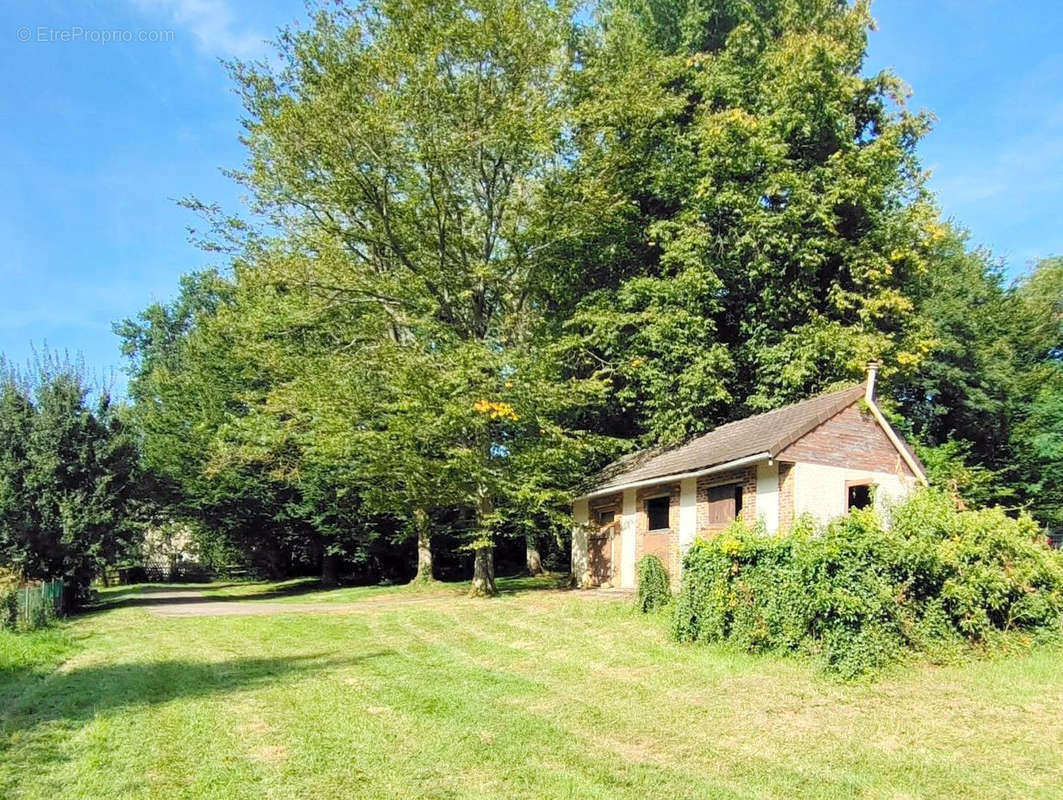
<box><xmin>775</xmin><ymin>402</ymin><xmax>916</xmax><ymax>478</ymax></box>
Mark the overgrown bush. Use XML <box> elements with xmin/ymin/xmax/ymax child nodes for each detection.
<box><xmin>0</xmin><ymin>587</ymin><xmax>16</xmax><ymax>631</ymax></box>
<box><xmin>635</xmin><ymin>554</ymin><xmax>671</xmax><ymax>613</ymax></box>
<box><xmin>672</xmin><ymin>490</ymin><xmax>1063</xmax><ymax>678</ymax></box>
<box><xmin>0</xmin><ymin>568</ymin><xmax>18</xmax><ymax>630</ymax></box>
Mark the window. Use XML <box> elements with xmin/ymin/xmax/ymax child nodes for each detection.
<box><xmin>646</xmin><ymin>496</ymin><xmax>670</xmax><ymax>531</ymax></box>
<box><xmin>847</xmin><ymin>482</ymin><xmax>872</xmax><ymax>510</ymax></box>
<box><xmin>706</xmin><ymin>483</ymin><xmax>742</xmax><ymax>528</ymax></box>
<box><xmin>596</xmin><ymin>509</ymin><xmax>615</xmax><ymax>525</ymax></box>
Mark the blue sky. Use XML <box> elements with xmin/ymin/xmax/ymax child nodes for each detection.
<box><xmin>2</xmin><ymin>1</ymin><xmax>1061</xmax><ymax>397</ymax></box>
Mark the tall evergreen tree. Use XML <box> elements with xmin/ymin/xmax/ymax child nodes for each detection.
<box><xmin>1012</xmin><ymin>257</ymin><xmax>1063</xmax><ymax>527</ymax></box>
<box><xmin>0</xmin><ymin>356</ymin><xmax>139</xmax><ymax>603</ymax></box>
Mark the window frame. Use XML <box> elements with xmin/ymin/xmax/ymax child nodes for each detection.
<box><xmin>845</xmin><ymin>480</ymin><xmax>874</xmax><ymax>511</ymax></box>
<box><xmin>645</xmin><ymin>495</ymin><xmax>671</xmax><ymax>532</ymax></box>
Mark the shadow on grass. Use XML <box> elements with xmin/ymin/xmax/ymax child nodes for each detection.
<box><xmin>382</xmin><ymin>572</ymin><xmax>573</xmax><ymax>600</ymax></box>
<box><xmin>0</xmin><ymin>650</ymin><xmax>396</xmax><ymax>742</ymax></box>
<box><xmin>85</xmin><ymin>579</ymin><xmax>327</xmax><ymax>612</ymax></box>
<box><xmin>492</xmin><ymin>573</ymin><xmax>573</xmax><ymax>595</ymax></box>
<box><xmin>88</xmin><ymin>572</ymin><xmax>573</xmax><ymax>612</ymax></box>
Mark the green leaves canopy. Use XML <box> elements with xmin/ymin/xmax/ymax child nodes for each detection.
<box><xmin>115</xmin><ymin>0</ymin><xmax>1063</xmax><ymax>586</ymax></box>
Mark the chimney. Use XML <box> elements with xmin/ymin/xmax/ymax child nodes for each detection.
<box><xmin>865</xmin><ymin>360</ymin><xmax>880</xmax><ymax>404</ymax></box>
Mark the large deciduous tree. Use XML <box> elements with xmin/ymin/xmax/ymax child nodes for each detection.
<box><xmin>226</xmin><ymin>0</ymin><xmax>604</xmax><ymax>594</ymax></box>
<box><xmin>548</xmin><ymin>0</ymin><xmax>940</xmax><ymax>443</ymax></box>
<box><xmin>119</xmin><ymin>0</ymin><xmax>1063</xmax><ymax>578</ymax></box>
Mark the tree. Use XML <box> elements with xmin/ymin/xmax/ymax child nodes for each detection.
<box><xmin>119</xmin><ymin>0</ymin><xmax>1059</xmax><ymax>585</ymax></box>
<box><xmin>1011</xmin><ymin>258</ymin><xmax>1063</xmax><ymax>527</ymax></box>
<box><xmin>0</xmin><ymin>355</ymin><xmax>140</xmax><ymax>604</ymax></box>
<box><xmin>0</xmin><ymin>377</ymin><xmax>35</xmax><ymax>577</ymax></box>
<box><xmin>887</xmin><ymin>229</ymin><xmax>1021</xmax><ymax>504</ymax></box>
<box><xmin>546</xmin><ymin>0</ymin><xmax>940</xmax><ymax>444</ymax></box>
<box><xmin>118</xmin><ymin>266</ymin><xmax>399</xmax><ymax>582</ymax></box>
<box><xmin>896</xmin><ymin>253</ymin><xmax>1063</xmax><ymax>519</ymax></box>
<box><xmin>227</xmin><ymin>0</ymin><xmax>604</xmax><ymax>594</ymax></box>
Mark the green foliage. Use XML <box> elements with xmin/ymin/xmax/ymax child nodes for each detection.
<box><xmin>673</xmin><ymin>491</ymin><xmax>1063</xmax><ymax>678</ymax></box>
<box><xmin>635</xmin><ymin>554</ymin><xmax>671</xmax><ymax>613</ymax></box>
<box><xmin>231</xmin><ymin>0</ymin><xmax>602</xmax><ymax>594</ymax></box>
<box><xmin>0</xmin><ymin>354</ymin><xmax>140</xmax><ymax>604</ymax></box>
<box><xmin>112</xmin><ymin>0</ymin><xmax>1063</xmax><ymax>589</ymax></box>
<box><xmin>118</xmin><ymin>0</ymin><xmax>610</xmax><ymax>590</ymax></box>
<box><xmin>895</xmin><ymin>251</ymin><xmax>1063</xmax><ymax>519</ymax></box>
<box><xmin>1013</xmin><ymin>372</ymin><xmax>1063</xmax><ymax>528</ymax></box>
<box><xmin>1009</xmin><ymin>258</ymin><xmax>1063</xmax><ymax>527</ymax></box>
<box><xmin>556</xmin><ymin>0</ymin><xmax>939</xmax><ymax>444</ymax></box>
<box><xmin>0</xmin><ymin>569</ymin><xmax>17</xmax><ymax>631</ymax></box>
<box><xmin>916</xmin><ymin>439</ymin><xmax>1005</xmax><ymax>510</ymax></box>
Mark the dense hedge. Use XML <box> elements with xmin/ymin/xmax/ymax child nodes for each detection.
<box><xmin>672</xmin><ymin>491</ymin><xmax>1063</xmax><ymax>677</ymax></box>
<box><xmin>635</xmin><ymin>554</ymin><xmax>671</xmax><ymax>613</ymax></box>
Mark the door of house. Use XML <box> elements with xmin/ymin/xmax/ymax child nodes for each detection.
<box><xmin>587</xmin><ymin>507</ymin><xmax>618</xmax><ymax>585</ymax></box>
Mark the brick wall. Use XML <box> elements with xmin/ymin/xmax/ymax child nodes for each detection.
<box><xmin>778</xmin><ymin>463</ymin><xmax>795</xmax><ymax>531</ymax></box>
<box><xmin>695</xmin><ymin>467</ymin><xmax>757</xmax><ymax>534</ymax></box>
<box><xmin>635</xmin><ymin>483</ymin><xmax>681</xmax><ymax>586</ymax></box>
<box><xmin>776</xmin><ymin>402</ymin><xmax>915</xmax><ymax>477</ymax></box>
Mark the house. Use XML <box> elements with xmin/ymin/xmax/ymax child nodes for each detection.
<box><xmin>570</xmin><ymin>362</ymin><xmax>927</xmax><ymax>588</ymax></box>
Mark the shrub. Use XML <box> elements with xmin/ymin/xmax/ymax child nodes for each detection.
<box><xmin>672</xmin><ymin>490</ymin><xmax>1063</xmax><ymax>678</ymax></box>
<box><xmin>635</xmin><ymin>554</ymin><xmax>671</xmax><ymax>613</ymax></box>
<box><xmin>0</xmin><ymin>570</ymin><xmax>64</xmax><ymax>632</ymax></box>
<box><xmin>0</xmin><ymin>586</ymin><xmax>17</xmax><ymax>631</ymax></box>
<box><xmin>0</xmin><ymin>568</ymin><xmax>19</xmax><ymax>631</ymax></box>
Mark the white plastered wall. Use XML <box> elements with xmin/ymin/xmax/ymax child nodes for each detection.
<box><xmin>570</xmin><ymin>498</ymin><xmax>589</xmax><ymax>586</ymax></box>
<box><xmin>791</xmin><ymin>463</ymin><xmax>915</xmax><ymax>525</ymax></box>
<box><xmin>678</xmin><ymin>477</ymin><xmax>697</xmax><ymax>554</ymax></box>
<box><xmin>620</xmin><ymin>489</ymin><xmax>637</xmax><ymax>589</ymax></box>
<box><xmin>755</xmin><ymin>461</ymin><xmax>780</xmax><ymax>533</ymax></box>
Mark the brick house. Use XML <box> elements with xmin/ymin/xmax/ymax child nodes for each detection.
<box><xmin>570</xmin><ymin>363</ymin><xmax>927</xmax><ymax>588</ymax></box>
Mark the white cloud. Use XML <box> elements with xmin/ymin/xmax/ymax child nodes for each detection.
<box><xmin>132</xmin><ymin>0</ymin><xmax>267</xmax><ymax>58</ymax></box>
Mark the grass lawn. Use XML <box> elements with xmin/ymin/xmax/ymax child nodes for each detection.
<box><xmin>2</xmin><ymin>578</ymin><xmax>1062</xmax><ymax>799</ymax></box>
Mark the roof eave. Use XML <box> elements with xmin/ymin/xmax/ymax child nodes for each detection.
<box><xmin>573</xmin><ymin>452</ymin><xmax>771</xmax><ymax>502</ymax></box>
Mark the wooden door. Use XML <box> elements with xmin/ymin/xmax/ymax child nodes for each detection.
<box><xmin>587</xmin><ymin>508</ymin><xmax>618</xmax><ymax>585</ymax></box>
<box><xmin>706</xmin><ymin>483</ymin><xmax>739</xmax><ymax>530</ymax></box>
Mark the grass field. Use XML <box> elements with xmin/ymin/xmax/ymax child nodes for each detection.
<box><xmin>2</xmin><ymin>577</ymin><xmax>1062</xmax><ymax>799</ymax></box>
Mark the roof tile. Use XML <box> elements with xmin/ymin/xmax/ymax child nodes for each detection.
<box><xmin>585</xmin><ymin>384</ymin><xmax>867</xmax><ymax>494</ymax></box>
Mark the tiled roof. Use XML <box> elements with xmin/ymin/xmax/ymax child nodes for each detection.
<box><xmin>584</xmin><ymin>384</ymin><xmax>868</xmax><ymax>495</ymax></box>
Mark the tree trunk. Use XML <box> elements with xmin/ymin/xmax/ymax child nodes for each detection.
<box><xmin>413</xmin><ymin>507</ymin><xmax>434</xmax><ymax>582</ymax></box>
<box><xmin>321</xmin><ymin>552</ymin><xmax>340</xmax><ymax>587</ymax></box>
<box><xmin>470</xmin><ymin>492</ymin><xmax>498</xmax><ymax>597</ymax></box>
<box><xmin>525</xmin><ymin>533</ymin><xmax>543</xmax><ymax>576</ymax></box>
<box><xmin>470</xmin><ymin>544</ymin><xmax>497</xmax><ymax>597</ymax></box>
